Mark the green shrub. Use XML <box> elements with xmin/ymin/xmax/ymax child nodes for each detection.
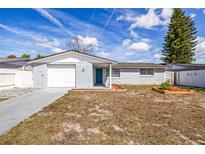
<box><xmin>160</xmin><ymin>81</ymin><xmax>172</xmax><ymax>90</ymax></box>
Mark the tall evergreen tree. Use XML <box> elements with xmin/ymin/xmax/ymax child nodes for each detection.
<box><xmin>161</xmin><ymin>8</ymin><xmax>197</xmax><ymax>64</ymax></box>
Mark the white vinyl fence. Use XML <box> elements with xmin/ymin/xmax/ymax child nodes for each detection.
<box><xmin>165</xmin><ymin>71</ymin><xmax>174</xmax><ymax>84</ymax></box>
<box><xmin>175</xmin><ymin>70</ymin><xmax>205</xmax><ymax>88</ymax></box>
<box><xmin>0</xmin><ymin>69</ymin><xmax>33</xmax><ymax>90</ymax></box>
<box><xmin>15</xmin><ymin>70</ymin><xmax>33</xmax><ymax>88</ymax></box>
<box><xmin>0</xmin><ymin>72</ymin><xmax>15</xmax><ymax>90</ymax></box>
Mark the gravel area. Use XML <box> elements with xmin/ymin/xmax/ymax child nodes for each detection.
<box><xmin>0</xmin><ymin>88</ymin><xmax>39</xmax><ymax>99</ymax></box>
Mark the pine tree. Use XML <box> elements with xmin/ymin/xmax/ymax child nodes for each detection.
<box><xmin>161</xmin><ymin>8</ymin><xmax>197</xmax><ymax>64</ymax></box>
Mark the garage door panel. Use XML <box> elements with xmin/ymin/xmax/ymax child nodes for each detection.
<box><xmin>48</xmin><ymin>65</ymin><xmax>75</xmax><ymax>87</ymax></box>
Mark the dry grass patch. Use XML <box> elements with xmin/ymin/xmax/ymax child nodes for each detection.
<box><xmin>0</xmin><ymin>85</ymin><xmax>205</xmax><ymax>144</ymax></box>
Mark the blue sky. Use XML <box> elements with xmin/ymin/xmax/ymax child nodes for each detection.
<box><xmin>0</xmin><ymin>8</ymin><xmax>205</xmax><ymax>63</ymax></box>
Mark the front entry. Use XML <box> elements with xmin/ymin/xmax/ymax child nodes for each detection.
<box><xmin>96</xmin><ymin>68</ymin><xmax>103</xmax><ymax>84</ymax></box>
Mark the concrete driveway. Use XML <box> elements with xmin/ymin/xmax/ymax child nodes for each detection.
<box><xmin>0</xmin><ymin>88</ymin><xmax>69</xmax><ymax>135</ymax></box>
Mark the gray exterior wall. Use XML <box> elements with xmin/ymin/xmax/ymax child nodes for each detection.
<box><xmin>76</xmin><ymin>62</ymin><xmax>93</xmax><ymax>88</ymax></box>
<box><xmin>32</xmin><ymin>63</ymin><xmax>48</xmax><ymax>88</ymax></box>
<box><xmin>105</xmin><ymin>68</ymin><xmax>165</xmax><ymax>86</ymax></box>
<box><xmin>32</xmin><ymin>62</ymin><xmax>93</xmax><ymax>88</ymax></box>
<box><xmin>32</xmin><ymin>64</ymin><xmax>166</xmax><ymax>88</ymax></box>
<box><xmin>175</xmin><ymin>70</ymin><xmax>205</xmax><ymax>88</ymax></box>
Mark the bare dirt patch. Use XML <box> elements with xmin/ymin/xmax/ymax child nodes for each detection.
<box><xmin>0</xmin><ymin>98</ymin><xmax>7</xmax><ymax>102</ymax></box>
<box><xmin>0</xmin><ymin>85</ymin><xmax>204</xmax><ymax>144</ymax></box>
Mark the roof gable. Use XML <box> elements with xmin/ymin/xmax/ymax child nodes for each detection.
<box><xmin>28</xmin><ymin>51</ymin><xmax>116</xmax><ymax>64</ymax></box>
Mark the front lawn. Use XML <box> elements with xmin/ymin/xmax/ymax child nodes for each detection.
<box><xmin>0</xmin><ymin>85</ymin><xmax>204</xmax><ymax>144</ymax></box>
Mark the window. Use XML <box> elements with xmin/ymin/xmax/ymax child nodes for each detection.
<box><xmin>106</xmin><ymin>68</ymin><xmax>120</xmax><ymax>77</ymax></box>
<box><xmin>140</xmin><ymin>68</ymin><xmax>154</xmax><ymax>76</ymax></box>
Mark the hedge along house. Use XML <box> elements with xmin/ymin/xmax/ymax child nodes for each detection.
<box><xmin>27</xmin><ymin>51</ymin><xmax>168</xmax><ymax>89</ymax></box>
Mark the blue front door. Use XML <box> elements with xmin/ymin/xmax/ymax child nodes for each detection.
<box><xmin>96</xmin><ymin>68</ymin><xmax>103</xmax><ymax>84</ymax></box>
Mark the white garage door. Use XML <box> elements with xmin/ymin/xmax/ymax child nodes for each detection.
<box><xmin>48</xmin><ymin>65</ymin><xmax>75</xmax><ymax>87</ymax></box>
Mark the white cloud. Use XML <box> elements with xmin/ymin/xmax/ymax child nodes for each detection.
<box><xmin>193</xmin><ymin>36</ymin><xmax>205</xmax><ymax>63</ymax></box>
<box><xmin>96</xmin><ymin>51</ymin><xmax>110</xmax><ymax>58</ymax></box>
<box><xmin>154</xmin><ymin>53</ymin><xmax>162</xmax><ymax>59</ymax></box>
<box><xmin>104</xmin><ymin>8</ymin><xmax>116</xmax><ymax>27</ymax></box>
<box><xmin>124</xmin><ymin>52</ymin><xmax>135</xmax><ymax>56</ymax></box>
<box><xmin>128</xmin><ymin>41</ymin><xmax>151</xmax><ymax>51</ymax></box>
<box><xmin>190</xmin><ymin>13</ymin><xmax>196</xmax><ymax>18</ymax></box>
<box><xmin>129</xmin><ymin>9</ymin><xmax>161</xmax><ymax>30</ymax></box>
<box><xmin>51</xmin><ymin>47</ymin><xmax>63</xmax><ymax>53</ymax></box>
<box><xmin>0</xmin><ymin>23</ymin><xmax>66</xmax><ymax>54</ymax></box>
<box><xmin>117</xmin><ymin>9</ymin><xmax>173</xmax><ymax>30</ymax></box>
<box><xmin>35</xmin><ymin>38</ymin><xmax>63</xmax><ymax>53</ymax></box>
<box><xmin>130</xmin><ymin>30</ymin><xmax>138</xmax><ymax>38</ymax></box>
<box><xmin>196</xmin><ymin>37</ymin><xmax>205</xmax><ymax>55</ymax></box>
<box><xmin>36</xmin><ymin>38</ymin><xmax>60</xmax><ymax>48</ymax></box>
<box><xmin>0</xmin><ymin>23</ymin><xmax>19</xmax><ymax>34</ymax></box>
<box><xmin>122</xmin><ymin>39</ymin><xmax>131</xmax><ymax>46</ymax></box>
<box><xmin>33</xmin><ymin>8</ymin><xmax>64</xmax><ymax>28</ymax></box>
<box><xmin>77</xmin><ymin>35</ymin><xmax>99</xmax><ymax>47</ymax></box>
<box><xmin>160</xmin><ymin>8</ymin><xmax>173</xmax><ymax>25</ymax></box>
<box><xmin>116</xmin><ymin>13</ymin><xmax>135</xmax><ymax>22</ymax></box>
<box><xmin>140</xmin><ymin>38</ymin><xmax>151</xmax><ymax>43</ymax></box>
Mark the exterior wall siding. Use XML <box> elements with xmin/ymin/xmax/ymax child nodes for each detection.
<box><xmin>76</xmin><ymin>62</ymin><xmax>93</xmax><ymax>88</ymax></box>
<box><xmin>105</xmin><ymin>68</ymin><xmax>165</xmax><ymax>86</ymax></box>
<box><xmin>30</xmin><ymin>52</ymin><xmax>167</xmax><ymax>88</ymax></box>
<box><xmin>32</xmin><ymin>62</ymin><xmax>94</xmax><ymax>88</ymax></box>
<box><xmin>32</xmin><ymin>63</ymin><xmax>48</xmax><ymax>88</ymax></box>
<box><xmin>176</xmin><ymin>70</ymin><xmax>205</xmax><ymax>88</ymax></box>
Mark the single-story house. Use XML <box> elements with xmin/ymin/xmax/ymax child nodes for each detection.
<box><xmin>169</xmin><ymin>64</ymin><xmax>205</xmax><ymax>88</ymax></box>
<box><xmin>27</xmin><ymin>50</ymin><xmax>168</xmax><ymax>89</ymax></box>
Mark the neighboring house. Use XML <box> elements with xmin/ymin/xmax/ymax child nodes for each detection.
<box><xmin>169</xmin><ymin>64</ymin><xmax>205</xmax><ymax>88</ymax></box>
<box><xmin>27</xmin><ymin>51</ymin><xmax>168</xmax><ymax>89</ymax></box>
<box><xmin>0</xmin><ymin>58</ymin><xmax>28</xmax><ymax>67</ymax></box>
<box><xmin>0</xmin><ymin>58</ymin><xmax>32</xmax><ymax>90</ymax></box>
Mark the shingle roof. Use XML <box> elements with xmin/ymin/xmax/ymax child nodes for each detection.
<box><xmin>0</xmin><ymin>63</ymin><xmax>21</xmax><ymax>68</ymax></box>
<box><xmin>0</xmin><ymin>58</ymin><xmax>28</xmax><ymax>63</ymax></box>
<box><xmin>175</xmin><ymin>64</ymin><xmax>205</xmax><ymax>69</ymax></box>
<box><xmin>113</xmin><ymin>63</ymin><xmax>167</xmax><ymax>68</ymax></box>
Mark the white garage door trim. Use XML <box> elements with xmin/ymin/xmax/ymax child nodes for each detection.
<box><xmin>47</xmin><ymin>64</ymin><xmax>76</xmax><ymax>88</ymax></box>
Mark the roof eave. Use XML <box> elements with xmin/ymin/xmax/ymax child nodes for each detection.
<box><xmin>27</xmin><ymin>50</ymin><xmax>117</xmax><ymax>64</ymax></box>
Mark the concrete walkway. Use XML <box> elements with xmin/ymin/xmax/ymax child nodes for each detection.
<box><xmin>0</xmin><ymin>88</ymin><xmax>69</xmax><ymax>135</ymax></box>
